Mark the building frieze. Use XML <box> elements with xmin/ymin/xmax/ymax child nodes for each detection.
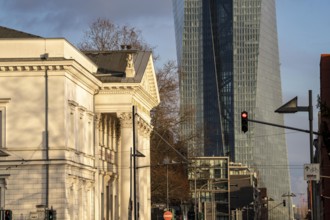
<box><xmin>0</xmin><ymin>60</ymin><xmax>101</xmax><ymax>94</ymax></box>
<box><xmin>97</xmin><ymin>86</ymin><xmax>158</xmax><ymax>113</ymax></box>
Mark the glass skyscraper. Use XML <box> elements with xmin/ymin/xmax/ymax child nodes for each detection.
<box><xmin>173</xmin><ymin>0</ymin><xmax>291</xmax><ymax>218</ymax></box>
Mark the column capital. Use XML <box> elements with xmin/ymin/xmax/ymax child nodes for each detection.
<box><xmin>118</xmin><ymin>112</ymin><xmax>132</xmax><ymax>128</ymax></box>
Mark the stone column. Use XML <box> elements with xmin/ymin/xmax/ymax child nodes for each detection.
<box><xmin>103</xmin><ymin>174</ymin><xmax>111</xmax><ymax>220</ymax></box>
<box><xmin>118</xmin><ymin>112</ymin><xmax>133</xmax><ymax>220</ymax></box>
<box><xmin>104</xmin><ymin>174</ymin><xmax>117</xmax><ymax>220</ymax></box>
<box><xmin>94</xmin><ymin>113</ymin><xmax>101</xmax><ymax>220</ymax></box>
<box><xmin>109</xmin><ymin>116</ymin><xmax>113</xmax><ymax>150</ymax></box>
<box><xmin>137</xmin><ymin>119</ymin><xmax>152</xmax><ymax>220</ymax></box>
<box><xmin>103</xmin><ymin>114</ymin><xmax>108</xmax><ymax>148</ymax></box>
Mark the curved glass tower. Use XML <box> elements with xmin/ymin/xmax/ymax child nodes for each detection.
<box><xmin>173</xmin><ymin>0</ymin><xmax>291</xmax><ymax>218</ymax></box>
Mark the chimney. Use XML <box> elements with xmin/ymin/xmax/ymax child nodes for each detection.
<box><xmin>121</xmin><ymin>44</ymin><xmax>132</xmax><ymax>50</ymax></box>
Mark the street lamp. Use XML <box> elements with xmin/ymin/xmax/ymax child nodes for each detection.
<box><xmin>282</xmin><ymin>192</ymin><xmax>296</xmax><ymax>220</ymax></box>
<box><xmin>161</xmin><ymin>157</ymin><xmax>187</xmax><ymax>211</ymax></box>
<box><xmin>193</xmin><ymin>167</ymin><xmax>200</xmax><ymax>220</ymax></box>
<box><xmin>275</xmin><ymin>90</ymin><xmax>315</xmax><ymax>220</ymax></box>
<box><xmin>163</xmin><ymin>157</ymin><xmax>171</xmax><ymax>210</ymax></box>
<box><xmin>129</xmin><ymin>148</ymin><xmax>145</xmax><ymax>220</ymax></box>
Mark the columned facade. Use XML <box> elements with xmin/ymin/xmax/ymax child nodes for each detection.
<box><xmin>0</xmin><ymin>32</ymin><xmax>159</xmax><ymax>220</ymax></box>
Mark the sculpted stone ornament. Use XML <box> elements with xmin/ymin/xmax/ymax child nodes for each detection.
<box><xmin>125</xmin><ymin>53</ymin><xmax>135</xmax><ymax>78</ymax></box>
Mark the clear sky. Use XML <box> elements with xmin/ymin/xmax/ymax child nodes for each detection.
<box><xmin>1</xmin><ymin>0</ymin><xmax>329</xmax><ymax>206</ymax></box>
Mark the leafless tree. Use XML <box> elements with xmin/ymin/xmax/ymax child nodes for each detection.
<box><xmin>150</xmin><ymin>61</ymin><xmax>191</xmax><ymax>204</ymax></box>
<box><xmin>78</xmin><ymin>18</ymin><xmax>153</xmax><ymax>51</ymax></box>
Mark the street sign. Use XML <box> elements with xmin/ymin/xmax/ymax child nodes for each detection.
<box><xmin>304</xmin><ymin>163</ymin><xmax>320</xmax><ymax>181</ymax></box>
<box><xmin>163</xmin><ymin>210</ymin><xmax>173</xmax><ymax>220</ymax></box>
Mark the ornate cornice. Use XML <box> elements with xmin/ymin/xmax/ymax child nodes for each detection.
<box><xmin>98</xmin><ymin>85</ymin><xmax>135</xmax><ymax>94</ymax></box>
<box><xmin>0</xmin><ymin>60</ymin><xmax>101</xmax><ymax>94</ymax></box>
<box><xmin>137</xmin><ymin>118</ymin><xmax>152</xmax><ymax>136</ymax></box>
<box><xmin>0</xmin><ymin>65</ymin><xmax>65</xmax><ymax>72</ymax></box>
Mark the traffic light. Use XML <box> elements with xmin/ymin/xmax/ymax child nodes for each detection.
<box><xmin>241</xmin><ymin>111</ymin><xmax>248</xmax><ymax>133</ymax></box>
<box><xmin>4</xmin><ymin>210</ymin><xmax>12</xmax><ymax>220</ymax></box>
<box><xmin>283</xmin><ymin>199</ymin><xmax>286</xmax><ymax>207</ymax></box>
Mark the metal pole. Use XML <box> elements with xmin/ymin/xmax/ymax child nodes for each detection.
<box><xmin>45</xmin><ymin>67</ymin><xmax>49</xmax><ymax>208</ymax></box>
<box><xmin>194</xmin><ymin>168</ymin><xmax>197</xmax><ymax>220</ymax></box>
<box><xmin>309</xmin><ymin>90</ymin><xmax>313</xmax><ymax>163</ymax></box>
<box><xmin>198</xmin><ymin>190</ymin><xmax>201</xmax><ymax>214</ymax></box>
<box><xmin>132</xmin><ymin>106</ymin><xmax>137</xmax><ymax>220</ymax></box>
<box><xmin>167</xmin><ymin>163</ymin><xmax>169</xmax><ymax>210</ymax></box>
<box><xmin>308</xmin><ymin>90</ymin><xmax>314</xmax><ymax>220</ymax></box>
<box><xmin>129</xmin><ymin>148</ymin><xmax>132</xmax><ymax>220</ymax></box>
<box><xmin>288</xmin><ymin>193</ymin><xmax>290</xmax><ymax>220</ymax></box>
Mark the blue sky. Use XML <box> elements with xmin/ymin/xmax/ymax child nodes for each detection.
<box><xmin>1</xmin><ymin>0</ymin><xmax>329</xmax><ymax>205</ymax></box>
<box><xmin>277</xmin><ymin>0</ymin><xmax>330</xmax><ymax>205</ymax></box>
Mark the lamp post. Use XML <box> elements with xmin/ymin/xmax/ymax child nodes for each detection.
<box><xmin>129</xmin><ymin>148</ymin><xmax>145</xmax><ymax>220</ymax></box>
<box><xmin>194</xmin><ymin>166</ymin><xmax>199</xmax><ymax>220</ymax></box>
<box><xmin>275</xmin><ymin>90</ymin><xmax>314</xmax><ymax>220</ymax></box>
<box><xmin>130</xmin><ymin>106</ymin><xmax>146</xmax><ymax>220</ymax></box>
<box><xmin>163</xmin><ymin>157</ymin><xmax>170</xmax><ymax>210</ymax></box>
<box><xmin>189</xmin><ymin>165</ymin><xmax>202</xmax><ymax>220</ymax></box>
<box><xmin>282</xmin><ymin>192</ymin><xmax>296</xmax><ymax>220</ymax></box>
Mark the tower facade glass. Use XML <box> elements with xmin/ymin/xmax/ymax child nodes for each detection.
<box><xmin>173</xmin><ymin>0</ymin><xmax>291</xmax><ymax>218</ymax></box>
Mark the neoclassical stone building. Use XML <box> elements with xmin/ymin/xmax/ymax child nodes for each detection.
<box><xmin>0</xmin><ymin>26</ymin><xmax>159</xmax><ymax>220</ymax></box>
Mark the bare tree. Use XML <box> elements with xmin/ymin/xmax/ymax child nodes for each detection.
<box><xmin>78</xmin><ymin>18</ymin><xmax>153</xmax><ymax>51</ymax></box>
<box><xmin>150</xmin><ymin>61</ymin><xmax>191</xmax><ymax>205</ymax></box>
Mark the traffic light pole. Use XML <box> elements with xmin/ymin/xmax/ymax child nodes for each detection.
<box><xmin>246</xmin><ymin>118</ymin><xmax>319</xmax><ymax>135</ymax></box>
<box><xmin>246</xmin><ymin>90</ymin><xmax>319</xmax><ymax>220</ymax></box>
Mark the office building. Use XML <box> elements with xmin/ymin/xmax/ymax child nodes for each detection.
<box><xmin>172</xmin><ymin>0</ymin><xmax>291</xmax><ymax>218</ymax></box>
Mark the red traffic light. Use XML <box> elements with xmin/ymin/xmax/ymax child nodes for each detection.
<box><xmin>241</xmin><ymin>111</ymin><xmax>248</xmax><ymax>133</ymax></box>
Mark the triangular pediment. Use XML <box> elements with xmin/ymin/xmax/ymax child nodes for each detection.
<box><xmin>140</xmin><ymin>56</ymin><xmax>160</xmax><ymax>105</ymax></box>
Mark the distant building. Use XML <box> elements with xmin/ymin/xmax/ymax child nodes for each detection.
<box><xmin>172</xmin><ymin>1</ymin><xmax>291</xmax><ymax>218</ymax></box>
<box><xmin>188</xmin><ymin>157</ymin><xmax>230</xmax><ymax>219</ymax></box>
<box><xmin>0</xmin><ymin>26</ymin><xmax>159</xmax><ymax>220</ymax></box>
<box><xmin>229</xmin><ymin>162</ymin><xmax>258</xmax><ymax>220</ymax></box>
